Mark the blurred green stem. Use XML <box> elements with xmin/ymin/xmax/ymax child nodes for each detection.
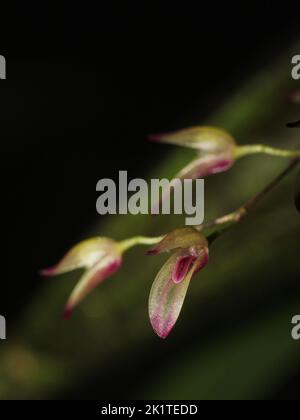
<box><xmin>236</xmin><ymin>144</ymin><xmax>300</xmax><ymax>159</ymax></box>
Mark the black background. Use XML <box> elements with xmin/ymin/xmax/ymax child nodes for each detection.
<box><xmin>1</xmin><ymin>5</ymin><xmax>300</xmax><ymax>399</ymax></box>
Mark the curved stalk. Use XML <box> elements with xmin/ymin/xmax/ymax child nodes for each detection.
<box><xmin>235</xmin><ymin>144</ymin><xmax>300</xmax><ymax>159</ymax></box>
<box><xmin>119</xmin><ymin>235</ymin><xmax>164</xmax><ymax>253</ymax></box>
<box><xmin>198</xmin><ymin>156</ymin><xmax>300</xmax><ymax>241</ymax></box>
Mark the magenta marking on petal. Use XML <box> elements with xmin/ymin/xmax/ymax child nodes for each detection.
<box><xmin>150</xmin><ymin>274</ymin><xmax>175</xmax><ymax>338</ymax></box>
<box><xmin>100</xmin><ymin>259</ymin><xmax>122</xmax><ymax>279</ymax></box>
<box><xmin>209</xmin><ymin>159</ymin><xmax>233</xmax><ymax>174</ymax></box>
<box><xmin>151</xmin><ymin>313</ymin><xmax>173</xmax><ymax>339</ymax></box>
<box><xmin>150</xmin><ymin>267</ymin><xmax>186</xmax><ymax>339</ymax></box>
<box><xmin>62</xmin><ymin>257</ymin><xmax>122</xmax><ymax>319</ymax></box>
<box><xmin>194</xmin><ymin>159</ymin><xmax>232</xmax><ymax>178</ymax></box>
<box><xmin>150</xmin><ymin>291</ymin><xmax>176</xmax><ymax>339</ymax></box>
<box><xmin>172</xmin><ymin>256</ymin><xmax>196</xmax><ymax>284</ymax></box>
<box><xmin>80</xmin><ymin>258</ymin><xmax>122</xmax><ymax>297</ymax></box>
<box><xmin>178</xmin><ymin>155</ymin><xmax>234</xmax><ymax>181</ymax></box>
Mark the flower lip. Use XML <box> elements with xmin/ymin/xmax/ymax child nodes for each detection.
<box><xmin>172</xmin><ymin>246</ymin><xmax>209</xmax><ymax>284</ymax></box>
<box><xmin>172</xmin><ymin>255</ymin><xmax>197</xmax><ymax>284</ymax></box>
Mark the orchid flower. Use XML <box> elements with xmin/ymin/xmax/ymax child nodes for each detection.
<box><xmin>147</xmin><ymin>227</ymin><xmax>209</xmax><ymax>339</ymax></box>
<box><xmin>41</xmin><ymin>237</ymin><xmax>123</xmax><ymax>318</ymax></box>
<box><xmin>149</xmin><ymin>125</ymin><xmax>300</xmax><ymax>181</ymax></box>
<box><xmin>41</xmin><ymin>235</ymin><xmax>163</xmax><ymax>318</ymax></box>
<box><xmin>149</xmin><ymin>126</ymin><xmax>236</xmax><ymax>180</ymax></box>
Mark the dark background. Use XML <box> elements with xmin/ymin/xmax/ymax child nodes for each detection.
<box><xmin>1</xmin><ymin>6</ymin><xmax>300</xmax><ymax>400</ymax></box>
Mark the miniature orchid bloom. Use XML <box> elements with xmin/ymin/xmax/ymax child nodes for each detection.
<box><xmin>149</xmin><ymin>126</ymin><xmax>236</xmax><ymax>180</ymax></box>
<box><xmin>149</xmin><ymin>126</ymin><xmax>236</xmax><ymax>210</ymax></box>
<box><xmin>41</xmin><ymin>237</ymin><xmax>122</xmax><ymax>318</ymax></box>
<box><xmin>148</xmin><ymin>227</ymin><xmax>209</xmax><ymax>339</ymax></box>
<box><xmin>149</xmin><ymin>125</ymin><xmax>300</xmax><ymax>184</ymax></box>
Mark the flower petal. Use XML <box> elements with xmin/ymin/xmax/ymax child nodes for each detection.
<box><xmin>172</xmin><ymin>255</ymin><xmax>197</xmax><ymax>284</ymax></box>
<box><xmin>149</xmin><ymin>126</ymin><xmax>236</xmax><ymax>153</ymax></box>
<box><xmin>176</xmin><ymin>153</ymin><xmax>234</xmax><ymax>180</ymax></box>
<box><xmin>63</xmin><ymin>254</ymin><xmax>122</xmax><ymax>318</ymax></box>
<box><xmin>41</xmin><ymin>237</ymin><xmax>119</xmax><ymax>276</ymax></box>
<box><xmin>149</xmin><ymin>251</ymin><xmax>197</xmax><ymax>339</ymax></box>
<box><xmin>150</xmin><ymin>154</ymin><xmax>234</xmax><ymax>214</ymax></box>
<box><xmin>147</xmin><ymin>227</ymin><xmax>207</xmax><ymax>255</ymax></box>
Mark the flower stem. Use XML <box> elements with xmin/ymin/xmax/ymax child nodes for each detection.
<box><xmin>197</xmin><ymin>156</ymin><xmax>300</xmax><ymax>240</ymax></box>
<box><xmin>119</xmin><ymin>235</ymin><xmax>164</xmax><ymax>253</ymax></box>
<box><xmin>120</xmin><ymin>155</ymin><xmax>300</xmax><ymax>251</ymax></box>
<box><xmin>235</xmin><ymin>144</ymin><xmax>300</xmax><ymax>159</ymax></box>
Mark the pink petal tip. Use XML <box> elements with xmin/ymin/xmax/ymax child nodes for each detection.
<box><xmin>148</xmin><ymin>133</ymin><xmax>167</xmax><ymax>142</ymax></box>
<box><xmin>63</xmin><ymin>305</ymin><xmax>73</xmax><ymax>320</ymax></box>
<box><xmin>151</xmin><ymin>315</ymin><xmax>173</xmax><ymax>339</ymax></box>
